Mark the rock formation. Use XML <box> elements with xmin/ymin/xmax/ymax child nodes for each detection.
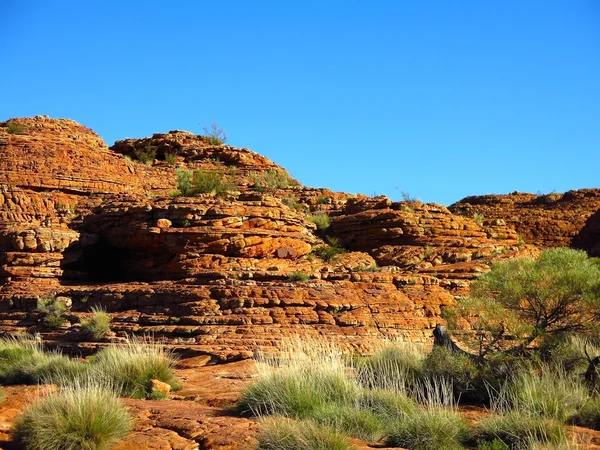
<box><xmin>0</xmin><ymin>115</ymin><xmax>596</xmax><ymax>362</ymax></box>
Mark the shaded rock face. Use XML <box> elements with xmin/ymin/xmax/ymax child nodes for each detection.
<box><xmin>573</xmin><ymin>208</ymin><xmax>600</xmax><ymax>257</ymax></box>
<box><xmin>0</xmin><ymin>115</ymin><xmax>596</xmax><ymax>361</ymax></box>
<box><xmin>449</xmin><ymin>190</ymin><xmax>600</xmax><ymax>249</ymax></box>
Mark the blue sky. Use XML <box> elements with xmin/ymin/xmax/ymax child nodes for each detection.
<box><xmin>1</xmin><ymin>1</ymin><xmax>598</xmax><ymax>205</ymax></box>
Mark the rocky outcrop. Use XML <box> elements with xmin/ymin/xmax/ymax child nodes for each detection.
<box><xmin>449</xmin><ymin>190</ymin><xmax>600</xmax><ymax>248</ymax></box>
<box><xmin>573</xmin><ymin>208</ymin><xmax>600</xmax><ymax>257</ymax></box>
<box><xmin>329</xmin><ymin>196</ymin><xmax>534</xmax><ymax>291</ymax></box>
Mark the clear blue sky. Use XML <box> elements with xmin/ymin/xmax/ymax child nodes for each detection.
<box><xmin>1</xmin><ymin>1</ymin><xmax>598</xmax><ymax>205</ymax></box>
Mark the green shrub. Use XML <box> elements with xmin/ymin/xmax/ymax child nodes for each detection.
<box><xmin>37</xmin><ymin>297</ymin><xmax>69</xmax><ymax>329</ymax></box>
<box><xmin>307</xmin><ymin>213</ymin><xmax>331</xmax><ymax>231</ymax></box>
<box><xmin>477</xmin><ymin>439</ymin><xmax>509</xmax><ymax>450</ymax></box>
<box><xmin>13</xmin><ymin>381</ymin><xmax>131</xmax><ymax>450</ymax></box>
<box><xmin>81</xmin><ymin>307</ymin><xmax>111</xmax><ymax>340</ymax></box>
<box><xmin>251</xmin><ymin>169</ymin><xmax>295</xmax><ymax>194</ymax></box>
<box><xmin>569</xmin><ymin>395</ymin><xmax>600</xmax><ymax>430</ymax></box>
<box><xmin>164</xmin><ymin>151</ymin><xmax>178</xmax><ymax>165</ymax></box>
<box><xmin>6</xmin><ymin>120</ymin><xmax>24</xmax><ymax>134</ymax></box>
<box><xmin>192</xmin><ymin>167</ymin><xmax>235</xmax><ymax>195</ymax></box>
<box><xmin>473</xmin><ymin>213</ymin><xmax>485</xmax><ymax>226</ymax></box>
<box><xmin>312</xmin><ymin>238</ymin><xmax>346</xmax><ymax>262</ymax></box>
<box><xmin>134</xmin><ymin>143</ymin><xmax>156</xmax><ymax>165</ymax></box>
<box><xmin>240</xmin><ymin>367</ymin><xmax>357</xmax><ymax>419</ymax></box>
<box><xmin>357</xmin><ymin>341</ymin><xmax>424</xmax><ymax>393</ymax></box>
<box><xmin>89</xmin><ymin>339</ymin><xmax>180</xmax><ymax>399</ymax></box>
<box><xmin>475</xmin><ymin>411</ymin><xmax>566</xmax><ymax>448</ymax></box>
<box><xmin>288</xmin><ymin>271</ymin><xmax>310</xmax><ymax>282</ymax></box>
<box><xmin>175</xmin><ymin>168</ymin><xmax>193</xmax><ymax>196</ymax></box>
<box><xmin>202</xmin><ymin>122</ymin><xmax>227</xmax><ymax>145</ymax></box>
<box><xmin>283</xmin><ymin>197</ymin><xmax>303</xmax><ymax>211</ymax></box>
<box><xmin>423</xmin><ymin>346</ymin><xmax>483</xmax><ymax>402</ymax></box>
<box><xmin>386</xmin><ymin>407</ymin><xmax>469</xmax><ymax>450</ymax></box>
<box><xmin>506</xmin><ymin>366</ymin><xmax>589</xmax><ymax>420</ymax></box>
<box><xmin>257</xmin><ymin>417</ymin><xmax>353</xmax><ymax>450</ymax></box>
<box><xmin>357</xmin><ymin>388</ymin><xmax>417</xmax><ymax>420</ymax></box>
<box><xmin>312</xmin><ymin>404</ymin><xmax>386</xmax><ymax>442</ymax></box>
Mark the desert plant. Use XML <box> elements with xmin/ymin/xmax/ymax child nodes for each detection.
<box><xmin>473</xmin><ymin>213</ymin><xmax>485</xmax><ymax>226</ymax></box>
<box><xmin>505</xmin><ymin>366</ymin><xmax>589</xmax><ymax>421</ymax></box>
<box><xmin>6</xmin><ymin>120</ymin><xmax>24</xmax><ymax>134</ymax></box>
<box><xmin>164</xmin><ymin>151</ymin><xmax>178</xmax><ymax>165</ymax></box>
<box><xmin>81</xmin><ymin>307</ymin><xmax>111</xmax><ymax>340</ymax></box>
<box><xmin>202</xmin><ymin>122</ymin><xmax>227</xmax><ymax>145</ymax></box>
<box><xmin>283</xmin><ymin>197</ymin><xmax>303</xmax><ymax>211</ymax></box>
<box><xmin>251</xmin><ymin>169</ymin><xmax>295</xmax><ymax>194</ymax></box>
<box><xmin>288</xmin><ymin>272</ymin><xmax>311</xmax><ymax>282</ymax></box>
<box><xmin>307</xmin><ymin>213</ymin><xmax>331</xmax><ymax>231</ymax></box>
<box><xmin>37</xmin><ymin>297</ymin><xmax>69</xmax><ymax>329</ymax></box>
<box><xmin>386</xmin><ymin>407</ymin><xmax>469</xmax><ymax>450</ymax></box>
<box><xmin>312</xmin><ymin>237</ymin><xmax>347</xmax><ymax>262</ymax></box>
<box><xmin>357</xmin><ymin>341</ymin><xmax>425</xmax><ymax>393</ymax></box>
<box><xmin>134</xmin><ymin>143</ymin><xmax>156</xmax><ymax>165</ymax></box>
<box><xmin>445</xmin><ymin>248</ymin><xmax>600</xmax><ymax>358</ymax></box>
<box><xmin>89</xmin><ymin>338</ymin><xmax>180</xmax><ymax>399</ymax></box>
<box><xmin>257</xmin><ymin>417</ymin><xmax>353</xmax><ymax>450</ymax></box>
<box><xmin>13</xmin><ymin>380</ymin><xmax>131</xmax><ymax>450</ymax></box>
<box><xmin>475</xmin><ymin>411</ymin><xmax>567</xmax><ymax>449</ymax></box>
<box><xmin>175</xmin><ymin>168</ymin><xmax>193</xmax><ymax>196</ymax></box>
<box><xmin>191</xmin><ymin>167</ymin><xmax>235</xmax><ymax>195</ymax></box>
<box><xmin>312</xmin><ymin>404</ymin><xmax>386</xmax><ymax>442</ymax></box>
<box><xmin>570</xmin><ymin>395</ymin><xmax>600</xmax><ymax>430</ymax></box>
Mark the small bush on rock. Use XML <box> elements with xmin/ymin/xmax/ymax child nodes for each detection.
<box><xmin>6</xmin><ymin>120</ymin><xmax>24</xmax><ymax>134</ymax></box>
<box><xmin>13</xmin><ymin>381</ymin><xmax>131</xmax><ymax>450</ymax></box>
<box><xmin>81</xmin><ymin>306</ymin><xmax>111</xmax><ymax>340</ymax></box>
<box><xmin>307</xmin><ymin>213</ymin><xmax>331</xmax><ymax>231</ymax></box>
<box><xmin>257</xmin><ymin>417</ymin><xmax>353</xmax><ymax>450</ymax></box>
<box><xmin>288</xmin><ymin>272</ymin><xmax>310</xmax><ymax>282</ymax></box>
<box><xmin>37</xmin><ymin>296</ymin><xmax>69</xmax><ymax>329</ymax></box>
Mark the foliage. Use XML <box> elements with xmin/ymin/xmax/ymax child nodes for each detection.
<box><xmin>473</xmin><ymin>213</ymin><xmax>485</xmax><ymax>226</ymax></box>
<box><xmin>13</xmin><ymin>381</ymin><xmax>131</xmax><ymax>450</ymax></box>
<box><xmin>357</xmin><ymin>341</ymin><xmax>424</xmax><ymax>393</ymax></box>
<box><xmin>202</xmin><ymin>122</ymin><xmax>227</xmax><ymax>145</ymax></box>
<box><xmin>307</xmin><ymin>213</ymin><xmax>331</xmax><ymax>231</ymax></box>
<box><xmin>288</xmin><ymin>271</ymin><xmax>311</xmax><ymax>282</ymax></box>
<box><xmin>6</xmin><ymin>120</ymin><xmax>24</xmax><ymax>134</ymax></box>
<box><xmin>191</xmin><ymin>166</ymin><xmax>235</xmax><ymax>195</ymax></box>
<box><xmin>386</xmin><ymin>408</ymin><xmax>469</xmax><ymax>450</ymax></box>
<box><xmin>0</xmin><ymin>336</ymin><xmax>88</xmax><ymax>384</ymax></box>
<box><xmin>134</xmin><ymin>143</ymin><xmax>156</xmax><ymax>165</ymax></box>
<box><xmin>37</xmin><ymin>297</ymin><xmax>69</xmax><ymax>329</ymax></box>
<box><xmin>474</xmin><ymin>411</ymin><xmax>567</xmax><ymax>449</ymax></box>
<box><xmin>175</xmin><ymin>166</ymin><xmax>236</xmax><ymax>196</ymax></box>
<box><xmin>312</xmin><ymin>237</ymin><xmax>346</xmax><ymax>262</ymax></box>
<box><xmin>81</xmin><ymin>306</ymin><xmax>111</xmax><ymax>340</ymax></box>
<box><xmin>89</xmin><ymin>338</ymin><xmax>180</xmax><ymax>399</ymax></box>
<box><xmin>283</xmin><ymin>197</ymin><xmax>303</xmax><ymax>211</ymax></box>
<box><xmin>175</xmin><ymin>169</ymin><xmax>193</xmax><ymax>196</ymax></box>
<box><xmin>570</xmin><ymin>395</ymin><xmax>600</xmax><ymax>430</ymax></box>
<box><xmin>445</xmin><ymin>248</ymin><xmax>600</xmax><ymax>357</ymax></box>
<box><xmin>164</xmin><ymin>151</ymin><xmax>178</xmax><ymax>165</ymax></box>
<box><xmin>312</xmin><ymin>404</ymin><xmax>386</xmax><ymax>442</ymax></box>
<box><xmin>251</xmin><ymin>169</ymin><xmax>295</xmax><ymax>194</ymax></box>
<box><xmin>257</xmin><ymin>418</ymin><xmax>353</xmax><ymax>450</ymax></box>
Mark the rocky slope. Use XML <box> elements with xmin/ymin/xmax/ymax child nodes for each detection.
<box><xmin>0</xmin><ymin>115</ymin><xmax>598</xmax><ymax>361</ymax></box>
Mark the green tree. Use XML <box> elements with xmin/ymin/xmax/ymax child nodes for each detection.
<box><xmin>445</xmin><ymin>248</ymin><xmax>600</xmax><ymax>358</ymax></box>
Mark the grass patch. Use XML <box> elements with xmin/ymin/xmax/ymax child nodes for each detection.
<box><xmin>475</xmin><ymin>411</ymin><xmax>567</xmax><ymax>449</ymax></box>
<box><xmin>134</xmin><ymin>143</ymin><xmax>157</xmax><ymax>165</ymax></box>
<box><xmin>13</xmin><ymin>380</ymin><xmax>131</xmax><ymax>450</ymax></box>
<box><xmin>386</xmin><ymin>407</ymin><xmax>469</xmax><ymax>450</ymax></box>
<box><xmin>6</xmin><ymin>120</ymin><xmax>24</xmax><ymax>134</ymax></box>
<box><xmin>164</xmin><ymin>151</ymin><xmax>178</xmax><ymax>165</ymax></box>
<box><xmin>89</xmin><ymin>338</ymin><xmax>180</xmax><ymax>399</ymax></box>
<box><xmin>257</xmin><ymin>417</ymin><xmax>353</xmax><ymax>450</ymax></box>
<box><xmin>81</xmin><ymin>307</ymin><xmax>111</xmax><ymax>340</ymax></box>
<box><xmin>37</xmin><ymin>296</ymin><xmax>69</xmax><ymax>329</ymax></box>
<box><xmin>251</xmin><ymin>169</ymin><xmax>295</xmax><ymax>194</ymax></box>
<box><xmin>307</xmin><ymin>213</ymin><xmax>331</xmax><ymax>231</ymax></box>
<box><xmin>174</xmin><ymin>166</ymin><xmax>236</xmax><ymax>196</ymax></box>
<box><xmin>175</xmin><ymin>168</ymin><xmax>193</xmax><ymax>196</ymax></box>
<box><xmin>288</xmin><ymin>271</ymin><xmax>310</xmax><ymax>282</ymax></box>
<box><xmin>312</xmin><ymin>404</ymin><xmax>386</xmax><ymax>442</ymax></box>
<box><xmin>569</xmin><ymin>395</ymin><xmax>600</xmax><ymax>430</ymax></box>
<box><xmin>312</xmin><ymin>237</ymin><xmax>346</xmax><ymax>262</ymax></box>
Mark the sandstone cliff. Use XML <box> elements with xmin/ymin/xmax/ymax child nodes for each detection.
<box><xmin>0</xmin><ymin>116</ymin><xmax>597</xmax><ymax>361</ymax></box>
